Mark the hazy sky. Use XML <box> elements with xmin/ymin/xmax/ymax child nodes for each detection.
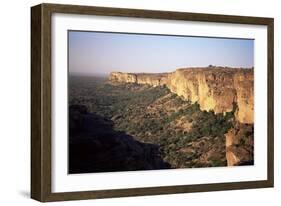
<box><xmin>69</xmin><ymin>31</ymin><xmax>254</xmax><ymax>76</ymax></box>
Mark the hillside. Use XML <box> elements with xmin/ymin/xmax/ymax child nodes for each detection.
<box><xmin>69</xmin><ymin>104</ymin><xmax>170</xmax><ymax>173</ymax></box>
<box><xmin>109</xmin><ymin>67</ymin><xmax>254</xmax><ymax>124</ymax></box>
<box><xmin>69</xmin><ymin>74</ymin><xmax>253</xmax><ymax>172</ymax></box>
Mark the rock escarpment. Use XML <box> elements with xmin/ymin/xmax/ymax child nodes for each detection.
<box><xmin>225</xmin><ymin>123</ymin><xmax>254</xmax><ymax>166</ymax></box>
<box><xmin>109</xmin><ymin>67</ymin><xmax>253</xmax><ymax>124</ymax></box>
<box><xmin>109</xmin><ymin>67</ymin><xmax>254</xmax><ymax>166</ymax></box>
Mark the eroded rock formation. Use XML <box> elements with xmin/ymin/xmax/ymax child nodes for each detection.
<box><xmin>225</xmin><ymin>123</ymin><xmax>254</xmax><ymax>166</ymax></box>
<box><xmin>109</xmin><ymin>67</ymin><xmax>254</xmax><ymax>166</ymax></box>
<box><xmin>109</xmin><ymin>67</ymin><xmax>253</xmax><ymax>124</ymax></box>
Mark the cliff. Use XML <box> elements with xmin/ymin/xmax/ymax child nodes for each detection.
<box><xmin>225</xmin><ymin>122</ymin><xmax>254</xmax><ymax>166</ymax></box>
<box><xmin>109</xmin><ymin>67</ymin><xmax>254</xmax><ymax>166</ymax></box>
<box><xmin>109</xmin><ymin>67</ymin><xmax>254</xmax><ymax>124</ymax></box>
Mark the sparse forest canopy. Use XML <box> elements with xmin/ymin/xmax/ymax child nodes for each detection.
<box><xmin>69</xmin><ymin>76</ymin><xmax>239</xmax><ymax>169</ymax></box>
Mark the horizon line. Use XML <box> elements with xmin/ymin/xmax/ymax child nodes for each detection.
<box><xmin>69</xmin><ymin>66</ymin><xmax>254</xmax><ymax>77</ymax></box>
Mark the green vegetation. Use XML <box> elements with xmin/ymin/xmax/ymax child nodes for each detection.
<box><xmin>191</xmin><ymin>110</ymin><xmax>233</xmax><ymax>139</ymax></box>
<box><xmin>69</xmin><ymin>76</ymin><xmax>235</xmax><ymax>168</ymax></box>
<box><xmin>69</xmin><ymin>76</ymin><xmax>170</xmax><ymax>119</ymax></box>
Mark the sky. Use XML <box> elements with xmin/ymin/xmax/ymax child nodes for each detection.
<box><xmin>68</xmin><ymin>31</ymin><xmax>254</xmax><ymax>76</ymax></box>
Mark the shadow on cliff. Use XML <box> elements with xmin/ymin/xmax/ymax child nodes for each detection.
<box><xmin>69</xmin><ymin>105</ymin><xmax>171</xmax><ymax>174</ymax></box>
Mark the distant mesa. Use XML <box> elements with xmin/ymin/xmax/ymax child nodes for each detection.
<box><xmin>109</xmin><ymin>67</ymin><xmax>254</xmax><ymax>124</ymax></box>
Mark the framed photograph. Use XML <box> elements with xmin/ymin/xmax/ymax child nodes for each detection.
<box><xmin>31</xmin><ymin>3</ymin><xmax>274</xmax><ymax>202</ymax></box>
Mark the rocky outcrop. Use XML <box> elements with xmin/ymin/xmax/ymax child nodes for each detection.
<box><xmin>109</xmin><ymin>72</ymin><xmax>168</xmax><ymax>86</ymax></box>
<box><xmin>109</xmin><ymin>67</ymin><xmax>253</xmax><ymax>124</ymax></box>
<box><xmin>109</xmin><ymin>67</ymin><xmax>254</xmax><ymax>167</ymax></box>
<box><xmin>225</xmin><ymin>123</ymin><xmax>254</xmax><ymax>166</ymax></box>
<box><xmin>233</xmin><ymin>72</ymin><xmax>254</xmax><ymax>124</ymax></box>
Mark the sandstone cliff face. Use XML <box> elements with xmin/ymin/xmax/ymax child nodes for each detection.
<box><xmin>109</xmin><ymin>72</ymin><xmax>168</xmax><ymax>86</ymax></box>
<box><xmin>234</xmin><ymin>72</ymin><xmax>254</xmax><ymax>124</ymax></box>
<box><xmin>109</xmin><ymin>67</ymin><xmax>253</xmax><ymax>124</ymax></box>
<box><xmin>109</xmin><ymin>68</ymin><xmax>254</xmax><ymax>167</ymax></box>
<box><xmin>225</xmin><ymin>123</ymin><xmax>254</xmax><ymax>166</ymax></box>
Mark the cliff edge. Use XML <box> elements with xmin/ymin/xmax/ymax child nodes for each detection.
<box><xmin>109</xmin><ymin>67</ymin><xmax>254</xmax><ymax>124</ymax></box>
